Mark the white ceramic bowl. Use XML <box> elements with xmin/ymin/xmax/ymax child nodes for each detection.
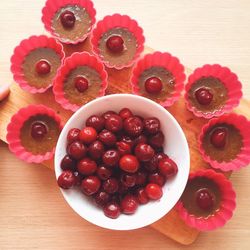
<box><xmin>55</xmin><ymin>94</ymin><xmax>190</xmax><ymax>230</ymax></box>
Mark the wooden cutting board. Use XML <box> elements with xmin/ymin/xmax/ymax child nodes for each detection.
<box><xmin>0</xmin><ymin>38</ymin><xmax>249</xmax><ymax>245</ymax></box>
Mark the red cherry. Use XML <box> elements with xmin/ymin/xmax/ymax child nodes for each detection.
<box><xmin>73</xmin><ymin>171</ymin><xmax>83</xmax><ymax>186</ymax></box>
<box><xmin>35</xmin><ymin>60</ymin><xmax>51</xmax><ymax>75</ymax></box>
<box><xmin>105</xmin><ymin>114</ymin><xmax>123</xmax><ymax>133</ymax></box>
<box><xmin>134</xmin><ymin>143</ymin><xmax>155</xmax><ymax>162</ymax></box>
<box><xmin>95</xmin><ymin>191</ymin><xmax>110</xmax><ymax>207</ymax></box>
<box><xmin>135</xmin><ymin>170</ymin><xmax>148</xmax><ymax>186</ymax></box>
<box><xmin>103</xmin><ymin>202</ymin><xmax>121</xmax><ymax>219</ymax></box>
<box><xmin>148</xmin><ymin>131</ymin><xmax>165</xmax><ymax>148</ymax></box>
<box><xmin>60</xmin><ymin>155</ymin><xmax>76</xmax><ymax>171</ymax></box>
<box><xmin>120</xmin><ymin>173</ymin><xmax>136</xmax><ymax>188</ymax></box>
<box><xmin>119</xmin><ymin>154</ymin><xmax>140</xmax><ymax>173</ymax></box>
<box><xmin>79</xmin><ymin>127</ymin><xmax>97</xmax><ymax>144</ymax></box>
<box><xmin>67</xmin><ymin>128</ymin><xmax>80</xmax><ymax>143</ymax></box>
<box><xmin>31</xmin><ymin>121</ymin><xmax>48</xmax><ymax>139</ymax></box>
<box><xmin>86</xmin><ymin>115</ymin><xmax>105</xmax><ymax>132</ymax></box>
<box><xmin>195</xmin><ymin>87</ymin><xmax>213</xmax><ymax>105</ymax></box>
<box><xmin>119</xmin><ymin>108</ymin><xmax>133</xmax><ymax>120</ymax></box>
<box><xmin>143</xmin><ymin>117</ymin><xmax>161</xmax><ymax>135</ymax></box>
<box><xmin>210</xmin><ymin>127</ymin><xmax>228</xmax><ymax>148</ymax></box>
<box><xmin>158</xmin><ymin>158</ymin><xmax>178</xmax><ymax>178</ymax></box>
<box><xmin>124</xmin><ymin>116</ymin><xmax>144</xmax><ymax>137</ymax></box>
<box><xmin>57</xmin><ymin>170</ymin><xmax>76</xmax><ymax>189</ymax></box>
<box><xmin>103</xmin><ymin>178</ymin><xmax>119</xmax><ymax>194</ymax></box>
<box><xmin>148</xmin><ymin>172</ymin><xmax>166</xmax><ymax>186</ymax></box>
<box><xmin>81</xmin><ymin>176</ymin><xmax>101</xmax><ymax>196</ymax></box>
<box><xmin>116</xmin><ymin>141</ymin><xmax>131</xmax><ymax>156</ymax></box>
<box><xmin>88</xmin><ymin>140</ymin><xmax>105</xmax><ymax>160</ymax></box>
<box><xmin>106</xmin><ymin>35</ymin><xmax>124</xmax><ymax>53</ymax></box>
<box><xmin>136</xmin><ymin>188</ymin><xmax>149</xmax><ymax>204</ymax></box>
<box><xmin>102</xmin><ymin>111</ymin><xmax>117</xmax><ymax>120</ymax></box>
<box><xmin>120</xmin><ymin>194</ymin><xmax>138</xmax><ymax>214</ymax></box>
<box><xmin>67</xmin><ymin>141</ymin><xmax>87</xmax><ymax>160</ymax></box>
<box><xmin>144</xmin><ymin>152</ymin><xmax>168</xmax><ymax>172</ymax></box>
<box><xmin>77</xmin><ymin>157</ymin><xmax>97</xmax><ymax>176</ymax></box>
<box><xmin>74</xmin><ymin>76</ymin><xmax>88</xmax><ymax>93</ymax></box>
<box><xmin>196</xmin><ymin>188</ymin><xmax>215</xmax><ymax>211</ymax></box>
<box><xmin>96</xmin><ymin>165</ymin><xmax>112</xmax><ymax>181</ymax></box>
<box><xmin>98</xmin><ymin>129</ymin><xmax>117</xmax><ymax>147</ymax></box>
<box><xmin>120</xmin><ymin>135</ymin><xmax>134</xmax><ymax>148</ymax></box>
<box><xmin>60</xmin><ymin>10</ymin><xmax>76</xmax><ymax>28</ymax></box>
<box><xmin>145</xmin><ymin>77</ymin><xmax>163</xmax><ymax>94</ymax></box>
<box><xmin>145</xmin><ymin>183</ymin><xmax>163</xmax><ymax>200</ymax></box>
<box><xmin>102</xmin><ymin>150</ymin><xmax>120</xmax><ymax>167</ymax></box>
<box><xmin>133</xmin><ymin>134</ymin><xmax>147</xmax><ymax>146</ymax></box>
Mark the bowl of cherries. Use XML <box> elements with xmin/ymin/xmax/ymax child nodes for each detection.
<box><xmin>55</xmin><ymin>94</ymin><xmax>190</xmax><ymax>230</ymax></box>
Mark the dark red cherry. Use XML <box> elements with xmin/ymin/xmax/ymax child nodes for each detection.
<box><xmin>158</xmin><ymin>158</ymin><xmax>178</xmax><ymax>178</ymax></box>
<box><xmin>57</xmin><ymin>170</ymin><xmax>76</xmax><ymax>189</ymax></box>
<box><xmin>120</xmin><ymin>173</ymin><xmax>136</xmax><ymax>188</ymax></box>
<box><xmin>105</xmin><ymin>114</ymin><xmax>123</xmax><ymax>133</ymax></box>
<box><xmin>196</xmin><ymin>188</ymin><xmax>215</xmax><ymax>211</ymax></box>
<box><xmin>80</xmin><ymin>176</ymin><xmax>101</xmax><ymax>196</ymax></box>
<box><xmin>148</xmin><ymin>131</ymin><xmax>165</xmax><ymax>148</ymax></box>
<box><xmin>103</xmin><ymin>202</ymin><xmax>121</xmax><ymax>219</ymax></box>
<box><xmin>67</xmin><ymin>141</ymin><xmax>87</xmax><ymax>160</ymax></box>
<box><xmin>106</xmin><ymin>35</ymin><xmax>124</xmax><ymax>53</ymax></box>
<box><xmin>60</xmin><ymin>10</ymin><xmax>76</xmax><ymax>28</ymax></box>
<box><xmin>74</xmin><ymin>76</ymin><xmax>88</xmax><ymax>93</ymax></box>
<box><xmin>145</xmin><ymin>183</ymin><xmax>163</xmax><ymax>200</ymax></box>
<box><xmin>116</xmin><ymin>141</ymin><xmax>131</xmax><ymax>156</ymax></box>
<box><xmin>102</xmin><ymin>111</ymin><xmax>117</xmax><ymax>120</ymax></box>
<box><xmin>31</xmin><ymin>121</ymin><xmax>48</xmax><ymax>140</ymax></box>
<box><xmin>79</xmin><ymin>127</ymin><xmax>97</xmax><ymax>144</ymax></box>
<box><xmin>123</xmin><ymin>116</ymin><xmax>143</xmax><ymax>137</ymax></box>
<box><xmin>119</xmin><ymin>108</ymin><xmax>133</xmax><ymax>120</ymax></box>
<box><xmin>98</xmin><ymin>129</ymin><xmax>117</xmax><ymax>147</ymax></box>
<box><xmin>86</xmin><ymin>115</ymin><xmax>105</xmax><ymax>132</ymax></box>
<box><xmin>35</xmin><ymin>60</ymin><xmax>51</xmax><ymax>75</ymax></box>
<box><xmin>95</xmin><ymin>190</ymin><xmax>110</xmax><ymax>207</ymax></box>
<box><xmin>195</xmin><ymin>87</ymin><xmax>213</xmax><ymax>105</ymax></box>
<box><xmin>134</xmin><ymin>143</ymin><xmax>155</xmax><ymax>162</ymax></box>
<box><xmin>144</xmin><ymin>152</ymin><xmax>168</xmax><ymax>172</ymax></box>
<box><xmin>102</xmin><ymin>150</ymin><xmax>120</xmax><ymax>167</ymax></box>
<box><xmin>136</xmin><ymin>188</ymin><xmax>149</xmax><ymax>204</ymax></box>
<box><xmin>88</xmin><ymin>140</ymin><xmax>105</xmax><ymax>160</ymax></box>
<box><xmin>67</xmin><ymin>128</ymin><xmax>80</xmax><ymax>143</ymax></box>
<box><xmin>135</xmin><ymin>170</ymin><xmax>148</xmax><ymax>186</ymax></box>
<box><xmin>210</xmin><ymin>127</ymin><xmax>228</xmax><ymax>148</ymax></box>
<box><xmin>145</xmin><ymin>77</ymin><xmax>163</xmax><ymax>94</ymax></box>
<box><xmin>143</xmin><ymin>117</ymin><xmax>161</xmax><ymax>135</ymax></box>
<box><xmin>120</xmin><ymin>194</ymin><xmax>138</xmax><ymax>214</ymax></box>
<box><xmin>77</xmin><ymin>157</ymin><xmax>97</xmax><ymax>176</ymax></box>
<box><xmin>133</xmin><ymin>134</ymin><xmax>147</xmax><ymax>146</ymax></box>
<box><xmin>60</xmin><ymin>155</ymin><xmax>76</xmax><ymax>171</ymax></box>
<box><xmin>148</xmin><ymin>172</ymin><xmax>166</xmax><ymax>186</ymax></box>
<box><xmin>102</xmin><ymin>178</ymin><xmax>119</xmax><ymax>194</ymax></box>
<box><xmin>96</xmin><ymin>165</ymin><xmax>112</xmax><ymax>181</ymax></box>
<box><xmin>119</xmin><ymin>154</ymin><xmax>140</xmax><ymax>173</ymax></box>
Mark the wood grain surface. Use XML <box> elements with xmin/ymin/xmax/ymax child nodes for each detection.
<box><xmin>1</xmin><ymin>0</ymin><xmax>250</xmax><ymax>249</ymax></box>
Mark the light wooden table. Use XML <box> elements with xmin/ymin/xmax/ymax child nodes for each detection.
<box><xmin>1</xmin><ymin>1</ymin><xmax>250</xmax><ymax>249</ymax></box>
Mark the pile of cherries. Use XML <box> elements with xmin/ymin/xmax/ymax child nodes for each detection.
<box><xmin>57</xmin><ymin>108</ymin><xmax>178</xmax><ymax>219</ymax></box>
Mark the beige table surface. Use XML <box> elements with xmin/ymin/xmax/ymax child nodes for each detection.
<box><xmin>1</xmin><ymin>0</ymin><xmax>250</xmax><ymax>249</ymax></box>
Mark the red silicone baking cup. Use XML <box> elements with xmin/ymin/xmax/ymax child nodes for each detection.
<box><xmin>42</xmin><ymin>0</ymin><xmax>96</xmax><ymax>44</ymax></box>
<box><xmin>184</xmin><ymin>64</ymin><xmax>242</xmax><ymax>118</ymax></box>
<box><xmin>91</xmin><ymin>14</ymin><xmax>145</xmax><ymax>69</ymax></box>
<box><xmin>53</xmin><ymin>52</ymin><xmax>108</xmax><ymax>112</ymax></box>
<box><xmin>176</xmin><ymin>169</ymin><xmax>236</xmax><ymax>231</ymax></box>
<box><xmin>10</xmin><ymin>35</ymin><xmax>65</xmax><ymax>94</ymax></box>
<box><xmin>199</xmin><ymin>113</ymin><xmax>250</xmax><ymax>171</ymax></box>
<box><xmin>130</xmin><ymin>51</ymin><xmax>186</xmax><ymax>107</ymax></box>
<box><xmin>6</xmin><ymin>105</ymin><xmax>63</xmax><ymax>163</ymax></box>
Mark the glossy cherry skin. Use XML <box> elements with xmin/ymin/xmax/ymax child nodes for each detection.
<box><xmin>60</xmin><ymin>155</ymin><xmax>76</xmax><ymax>171</ymax></box>
<box><xmin>145</xmin><ymin>183</ymin><xmax>163</xmax><ymax>200</ymax></box>
<box><xmin>31</xmin><ymin>121</ymin><xmax>48</xmax><ymax>139</ymax></box>
<box><xmin>135</xmin><ymin>143</ymin><xmax>155</xmax><ymax>162</ymax></box>
<box><xmin>195</xmin><ymin>87</ymin><xmax>213</xmax><ymax>105</ymax></box>
<box><xmin>106</xmin><ymin>35</ymin><xmax>124</xmax><ymax>53</ymax></box>
<box><xmin>148</xmin><ymin>172</ymin><xmax>166</xmax><ymax>186</ymax></box>
<box><xmin>120</xmin><ymin>173</ymin><xmax>136</xmax><ymax>188</ymax></box>
<box><xmin>124</xmin><ymin>116</ymin><xmax>144</xmax><ymax>137</ymax></box>
<box><xmin>74</xmin><ymin>76</ymin><xmax>88</xmax><ymax>93</ymax></box>
<box><xmin>103</xmin><ymin>202</ymin><xmax>121</xmax><ymax>219</ymax></box>
<box><xmin>95</xmin><ymin>190</ymin><xmax>110</xmax><ymax>207</ymax></box>
<box><xmin>86</xmin><ymin>115</ymin><xmax>105</xmax><ymax>132</ymax></box>
<box><xmin>88</xmin><ymin>140</ymin><xmax>105</xmax><ymax>160</ymax></box>
<box><xmin>80</xmin><ymin>176</ymin><xmax>101</xmax><ymax>196</ymax></box>
<box><xmin>145</xmin><ymin>77</ymin><xmax>163</xmax><ymax>94</ymax></box>
<box><xmin>119</xmin><ymin>108</ymin><xmax>133</xmax><ymax>120</ymax></box>
<box><xmin>102</xmin><ymin>111</ymin><xmax>117</xmax><ymax>120</ymax></box>
<box><xmin>96</xmin><ymin>165</ymin><xmax>112</xmax><ymax>181</ymax></box>
<box><xmin>210</xmin><ymin>127</ymin><xmax>228</xmax><ymax>148</ymax></box>
<box><xmin>148</xmin><ymin>131</ymin><xmax>165</xmax><ymax>148</ymax></box>
<box><xmin>133</xmin><ymin>134</ymin><xmax>147</xmax><ymax>147</ymax></box>
<box><xmin>143</xmin><ymin>117</ymin><xmax>160</xmax><ymax>135</ymax></box>
<box><xmin>144</xmin><ymin>152</ymin><xmax>168</xmax><ymax>172</ymax></box>
<box><xmin>119</xmin><ymin>154</ymin><xmax>140</xmax><ymax>173</ymax></box>
<box><xmin>67</xmin><ymin>141</ymin><xmax>87</xmax><ymax>160</ymax></box>
<box><xmin>116</xmin><ymin>141</ymin><xmax>131</xmax><ymax>156</ymax></box>
<box><xmin>79</xmin><ymin>127</ymin><xmax>97</xmax><ymax>144</ymax></box>
<box><xmin>102</xmin><ymin>150</ymin><xmax>120</xmax><ymax>167</ymax></box>
<box><xmin>67</xmin><ymin>128</ymin><xmax>80</xmax><ymax>143</ymax></box>
<box><xmin>57</xmin><ymin>170</ymin><xmax>76</xmax><ymax>189</ymax></box>
<box><xmin>98</xmin><ymin>129</ymin><xmax>117</xmax><ymax>147</ymax></box>
<box><xmin>158</xmin><ymin>158</ymin><xmax>178</xmax><ymax>178</ymax></box>
<box><xmin>136</xmin><ymin>188</ymin><xmax>149</xmax><ymax>204</ymax></box>
<box><xmin>196</xmin><ymin>188</ymin><xmax>215</xmax><ymax>211</ymax></box>
<box><xmin>73</xmin><ymin>171</ymin><xmax>83</xmax><ymax>186</ymax></box>
<box><xmin>102</xmin><ymin>178</ymin><xmax>119</xmax><ymax>194</ymax></box>
<box><xmin>120</xmin><ymin>194</ymin><xmax>138</xmax><ymax>214</ymax></box>
<box><xmin>105</xmin><ymin>114</ymin><xmax>123</xmax><ymax>133</ymax></box>
<box><xmin>135</xmin><ymin>170</ymin><xmax>148</xmax><ymax>186</ymax></box>
<box><xmin>35</xmin><ymin>60</ymin><xmax>51</xmax><ymax>75</ymax></box>
<box><xmin>119</xmin><ymin>135</ymin><xmax>134</xmax><ymax>148</ymax></box>
<box><xmin>77</xmin><ymin>157</ymin><xmax>97</xmax><ymax>176</ymax></box>
<box><xmin>60</xmin><ymin>10</ymin><xmax>76</xmax><ymax>28</ymax></box>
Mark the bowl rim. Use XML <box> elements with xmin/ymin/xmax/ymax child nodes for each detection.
<box><xmin>54</xmin><ymin>93</ymin><xmax>190</xmax><ymax>230</ymax></box>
